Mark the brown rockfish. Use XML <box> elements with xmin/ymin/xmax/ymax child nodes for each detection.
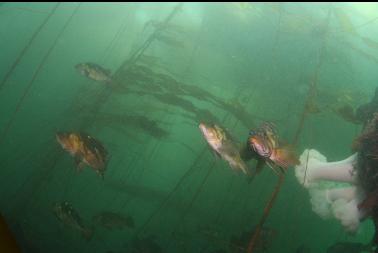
<box><xmin>75</xmin><ymin>62</ymin><xmax>112</xmax><ymax>83</ymax></box>
<box><xmin>53</xmin><ymin>202</ymin><xmax>93</xmax><ymax>241</ymax></box>
<box><xmin>56</xmin><ymin>132</ymin><xmax>108</xmax><ymax>179</ymax></box>
<box><xmin>248</xmin><ymin>122</ymin><xmax>299</xmax><ymax>174</ymax></box>
<box><xmin>199</xmin><ymin>122</ymin><xmax>251</xmax><ymax>176</ymax></box>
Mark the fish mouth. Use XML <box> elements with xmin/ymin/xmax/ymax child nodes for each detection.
<box><xmin>56</xmin><ymin>132</ymin><xmax>68</xmax><ymax>144</ymax></box>
<box><xmin>248</xmin><ymin>136</ymin><xmax>258</xmax><ymax>144</ymax></box>
<box><xmin>249</xmin><ymin>136</ymin><xmax>261</xmax><ymax>150</ymax></box>
<box><xmin>249</xmin><ymin>136</ymin><xmax>272</xmax><ymax>157</ymax></box>
<box><xmin>198</xmin><ymin>123</ymin><xmax>207</xmax><ymax>134</ymax></box>
<box><xmin>199</xmin><ymin>123</ymin><xmax>214</xmax><ymax>139</ymax></box>
<box><xmin>56</xmin><ymin>132</ymin><xmax>73</xmax><ymax>152</ymax></box>
<box><xmin>56</xmin><ymin>133</ymin><xmax>64</xmax><ymax>145</ymax></box>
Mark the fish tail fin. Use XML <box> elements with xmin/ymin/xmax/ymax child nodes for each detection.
<box><xmin>82</xmin><ymin>227</ymin><xmax>93</xmax><ymax>241</ymax></box>
<box><xmin>246</xmin><ymin>172</ymin><xmax>256</xmax><ymax>184</ymax></box>
<box><xmin>271</xmin><ymin>146</ymin><xmax>299</xmax><ymax>171</ymax></box>
<box><xmin>244</xmin><ymin>165</ymin><xmax>255</xmax><ymax>178</ymax></box>
<box><xmin>230</xmin><ymin>158</ymin><xmax>255</xmax><ymax>183</ymax></box>
<box><xmin>241</xmin><ymin>164</ymin><xmax>255</xmax><ymax>184</ymax></box>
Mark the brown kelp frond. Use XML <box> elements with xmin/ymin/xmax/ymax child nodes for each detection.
<box><xmin>334</xmin><ymin>105</ymin><xmax>360</xmax><ymax>124</ymax></box>
<box><xmin>332</xmin><ymin>6</ymin><xmax>358</xmax><ymax>36</ymax></box>
<box><xmin>155</xmin><ymin>33</ymin><xmax>186</xmax><ymax>49</ymax></box>
<box><xmin>93</xmin><ymin>113</ymin><xmax>169</xmax><ymax>139</ymax></box>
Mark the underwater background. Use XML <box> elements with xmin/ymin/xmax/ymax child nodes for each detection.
<box><xmin>1</xmin><ymin>2</ymin><xmax>378</xmax><ymax>253</ymax></box>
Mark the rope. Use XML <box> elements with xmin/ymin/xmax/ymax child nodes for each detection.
<box><xmin>0</xmin><ymin>3</ymin><xmax>60</xmax><ymax>91</ymax></box>
<box><xmin>0</xmin><ymin>4</ymin><xmax>81</xmax><ymax>146</ymax></box>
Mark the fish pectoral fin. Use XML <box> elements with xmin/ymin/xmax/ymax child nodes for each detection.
<box><xmin>81</xmin><ymin>227</ymin><xmax>93</xmax><ymax>241</ymax></box>
<box><xmin>78</xmin><ymin>163</ymin><xmax>86</xmax><ymax>171</ymax></box>
<box><xmin>228</xmin><ymin>161</ymin><xmax>239</xmax><ymax>172</ymax></box>
<box><xmin>98</xmin><ymin>171</ymin><xmax>105</xmax><ymax>180</ymax></box>
<box><xmin>272</xmin><ymin>146</ymin><xmax>300</xmax><ymax>168</ymax></box>
<box><xmin>74</xmin><ymin>157</ymin><xmax>85</xmax><ymax>171</ymax></box>
<box><xmin>84</xmin><ymin>69</ymin><xmax>90</xmax><ymax>77</ymax></box>
<box><xmin>266</xmin><ymin>161</ymin><xmax>282</xmax><ymax>176</ymax></box>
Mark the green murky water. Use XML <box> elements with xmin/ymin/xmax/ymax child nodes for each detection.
<box><xmin>1</xmin><ymin>2</ymin><xmax>378</xmax><ymax>253</ymax></box>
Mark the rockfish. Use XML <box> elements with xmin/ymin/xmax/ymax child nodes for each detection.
<box><xmin>199</xmin><ymin>122</ymin><xmax>251</xmax><ymax>176</ymax></box>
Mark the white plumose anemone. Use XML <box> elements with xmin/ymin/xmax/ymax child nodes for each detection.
<box><xmin>295</xmin><ymin>149</ymin><xmax>366</xmax><ymax>234</ymax></box>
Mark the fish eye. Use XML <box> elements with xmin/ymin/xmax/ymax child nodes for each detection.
<box><xmin>249</xmin><ymin>130</ymin><xmax>255</xmax><ymax>136</ymax></box>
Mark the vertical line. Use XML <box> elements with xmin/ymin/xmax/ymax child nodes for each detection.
<box><xmin>0</xmin><ymin>3</ymin><xmax>60</xmax><ymax>91</ymax></box>
<box><xmin>0</xmin><ymin>3</ymin><xmax>81</xmax><ymax>146</ymax></box>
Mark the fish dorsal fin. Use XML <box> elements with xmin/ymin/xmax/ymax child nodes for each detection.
<box><xmin>222</xmin><ymin>126</ymin><xmax>239</xmax><ymax>143</ymax></box>
<box><xmin>213</xmin><ymin>125</ymin><xmax>226</xmax><ymax>140</ymax></box>
<box><xmin>74</xmin><ymin>156</ymin><xmax>85</xmax><ymax>171</ymax></box>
